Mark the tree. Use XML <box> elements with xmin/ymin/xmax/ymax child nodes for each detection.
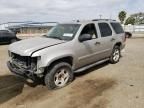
<box><xmin>131</xmin><ymin>12</ymin><xmax>144</xmax><ymax>24</ymax></box>
<box><xmin>125</xmin><ymin>17</ymin><xmax>135</xmax><ymax>25</ymax></box>
<box><xmin>118</xmin><ymin>11</ymin><xmax>127</xmax><ymax>24</ymax></box>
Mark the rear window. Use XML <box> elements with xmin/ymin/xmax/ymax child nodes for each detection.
<box><xmin>110</xmin><ymin>23</ymin><xmax>124</xmax><ymax>34</ymax></box>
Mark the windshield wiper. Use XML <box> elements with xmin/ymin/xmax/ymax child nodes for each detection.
<box><xmin>48</xmin><ymin>36</ymin><xmax>62</xmax><ymax>40</ymax></box>
<box><xmin>42</xmin><ymin>35</ymin><xmax>48</xmax><ymax>37</ymax></box>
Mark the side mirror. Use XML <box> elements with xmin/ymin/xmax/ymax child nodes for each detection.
<box><xmin>79</xmin><ymin>34</ymin><xmax>92</xmax><ymax>42</ymax></box>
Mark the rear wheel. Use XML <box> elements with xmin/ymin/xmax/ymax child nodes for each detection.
<box><xmin>44</xmin><ymin>62</ymin><xmax>74</xmax><ymax>90</ymax></box>
<box><xmin>109</xmin><ymin>46</ymin><xmax>120</xmax><ymax>64</ymax></box>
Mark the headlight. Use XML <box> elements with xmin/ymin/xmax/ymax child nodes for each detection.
<box><xmin>30</xmin><ymin>57</ymin><xmax>37</xmax><ymax>70</ymax></box>
<box><xmin>31</xmin><ymin>56</ymin><xmax>41</xmax><ymax>71</ymax></box>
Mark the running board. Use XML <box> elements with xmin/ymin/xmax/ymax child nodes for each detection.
<box><xmin>74</xmin><ymin>58</ymin><xmax>109</xmax><ymax>73</ymax></box>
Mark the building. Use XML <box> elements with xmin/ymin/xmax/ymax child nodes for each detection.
<box><xmin>0</xmin><ymin>22</ymin><xmax>26</xmax><ymax>30</ymax></box>
<box><xmin>0</xmin><ymin>21</ymin><xmax>57</xmax><ymax>34</ymax></box>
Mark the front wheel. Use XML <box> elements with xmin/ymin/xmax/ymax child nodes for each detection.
<box><xmin>11</xmin><ymin>39</ymin><xmax>17</xmax><ymax>43</ymax></box>
<box><xmin>44</xmin><ymin>62</ymin><xmax>74</xmax><ymax>90</ymax></box>
<box><xmin>109</xmin><ymin>46</ymin><xmax>121</xmax><ymax>64</ymax></box>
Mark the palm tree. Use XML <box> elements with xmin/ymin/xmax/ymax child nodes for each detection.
<box><xmin>118</xmin><ymin>11</ymin><xmax>127</xmax><ymax>24</ymax></box>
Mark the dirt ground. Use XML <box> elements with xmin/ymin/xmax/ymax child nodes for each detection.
<box><xmin>0</xmin><ymin>37</ymin><xmax>144</xmax><ymax>108</ymax></box>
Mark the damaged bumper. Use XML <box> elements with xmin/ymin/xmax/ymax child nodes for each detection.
<box><xmin>7</xmin><ymin>61</ymin><xmax>37</xmax><ymax>81</ymax></box>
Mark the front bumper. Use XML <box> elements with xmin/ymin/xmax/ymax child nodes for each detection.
<box><xmin>7</xmin><ymin>61</ymin><xmax>37</xmax><ymax>81</ymax></box>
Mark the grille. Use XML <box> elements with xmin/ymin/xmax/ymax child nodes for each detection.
<box><xmin>10</xmin><ymin>52</ymin><xmax>37</xmax><ymax>71</ymax></box>
<box><xmin>11</xmin><ymin>53</ymin><xmax>31</xmax><ymax>69</ymax></box>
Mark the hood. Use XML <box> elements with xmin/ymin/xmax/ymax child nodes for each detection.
<box><xmin>9</xmin><ymin>37</ymin><xmax>65</xmax><ymax>56</ymax></box>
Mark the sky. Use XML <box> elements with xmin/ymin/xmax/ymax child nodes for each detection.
<box><xmin>0</xmin><ymin>0</ymin><xmax>143</xmax><ymax>23</ymax></box>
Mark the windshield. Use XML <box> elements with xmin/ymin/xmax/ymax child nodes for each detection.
<box><xmin>45</xmin><ymin>24</ymin><xmax>80</xmax><ymax>41</ymax></box>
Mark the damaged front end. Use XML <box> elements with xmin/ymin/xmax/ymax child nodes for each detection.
<box><xmin>7</xmin><ymin>52</ymin><xmax>40</xmax><ymax>81</ymax></box>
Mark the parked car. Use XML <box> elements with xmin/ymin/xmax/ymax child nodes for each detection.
<box><xmin>0</xmin><ymin>30</ymin><xmax>19</xmax><ymax>44</ymax></box>
<box><xmin>7</xmin><ymin>19</ymin><xmax>126</xmax><ymax>89</ymax></box>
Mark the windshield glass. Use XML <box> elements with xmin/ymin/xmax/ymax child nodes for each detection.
<box><xmin>45</xmin><ymin>24</ymin><xmax>80</xmax><ymax>41</ymax></box>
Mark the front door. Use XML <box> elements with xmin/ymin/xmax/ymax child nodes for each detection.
<box><xmin>76</xmin><ymin>23</ymin><xmax>103</xmax><ymax>68</ymax></box>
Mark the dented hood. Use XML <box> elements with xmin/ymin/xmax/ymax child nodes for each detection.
<box><xmin>9</xmin><ymin>37</ymin><xmax>65</xmax><ymax>56</ymax></box>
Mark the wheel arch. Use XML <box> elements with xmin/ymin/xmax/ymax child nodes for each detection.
<box><xmin>44</xmin><ymin>56</ymin><xmax>73</xmax><ymax>74</ymax></box>
<box><xmin>114</xmin><ymin>42</ymin><xmax>122</xmax><ymax>49</ymax></box>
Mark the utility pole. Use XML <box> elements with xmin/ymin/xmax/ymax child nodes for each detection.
<box><xmin>99</xmin><ymin>14</ymin><xmax>102</xmax><ymax>19</ymax></box>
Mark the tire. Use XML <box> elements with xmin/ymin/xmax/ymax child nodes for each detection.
<box><xmin>11</xmin><ymin>39</ymin><xmax>17</xmax><ymax>43</ymax></box>
<box><xmin>109</xmin><ymin>45</ymin><xmax>121</xmax><ymax>64</ymax></box>
<box><xmin>44</xmin><ymin>62</ymin><xmax>74</xmax><ymax>90</ymax></box>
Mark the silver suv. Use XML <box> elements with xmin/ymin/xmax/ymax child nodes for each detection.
<box><xmin>7</xmin><ymin>19</ymin><xmax>126</xmax><ymax>89</ymax></box>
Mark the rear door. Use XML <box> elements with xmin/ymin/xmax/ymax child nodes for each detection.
<box><xmin>110</xmin><ymin>22</ymin><xmax>125</xmax><ymax>47</ymax></box>
<box><xmin>96</xmin><ymin>22</ymin><xmax>115</xmax><ymax>59</ymax></box>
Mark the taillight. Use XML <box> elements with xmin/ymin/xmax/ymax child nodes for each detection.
<box><xmin>124</xmin><ymin>35</ymin><xmax>126</xmax><ymax>42</ymax></box>
<box><xmin>123</xmin><ymin>33</ymin><xmax>126</xmax><ymax>42</ymax></box>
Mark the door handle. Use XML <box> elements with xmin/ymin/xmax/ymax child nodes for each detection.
<box><xmin>111</xmin><ymin>38</ymin><xmax>115</xmax><ymax>41</ymax></box>
<box><xmin>95</xmin><ymin>42</ymin><xmax>101</xmax><ymax>45</ymax></box>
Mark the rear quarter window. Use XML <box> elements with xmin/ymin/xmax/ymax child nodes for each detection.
<box><xmin>110</xmin><ymin>23</ymin><xmax>124</xmax><ymax>34</ymax></box>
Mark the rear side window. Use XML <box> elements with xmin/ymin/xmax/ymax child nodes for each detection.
<box><xmin>98</xmin><ymin>23</ymin><xmax>112</xmax><ymax>37</ymax></box>
<box><xmin>110</xmin><ymin>23</ymin><xmax>124</xmax><ymax>34</ymax></box>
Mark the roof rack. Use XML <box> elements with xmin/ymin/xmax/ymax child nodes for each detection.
<box><xmin>92</xmin><ymin>19</ymin><xmax>116</xmax><ymax>21</ymax></box>
<box><xmin>72</xmin><ymin>19</ymin><xmax>116</xmax><ymax>23</ymax></box>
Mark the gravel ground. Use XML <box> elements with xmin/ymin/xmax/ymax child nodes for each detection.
<box><xmin>0</xmin><ymin>37</ymin><xmax>144</xmax><ymax>108</ymax></box>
